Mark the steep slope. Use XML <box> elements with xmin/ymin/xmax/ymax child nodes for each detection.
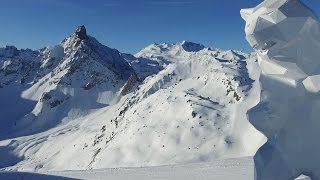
<box><xmin>86</xmin><ymin>42</ymin><xmax>264</xmax><ymax>168</ymax></box>
<box><xmin>0</xmin><ymin>26</ymin><xmax>135</xmax><ymax>140</ymax></box>
<box><xmin>0</xmin><ymin>46</ymin><xmax>40</xmax><ymax>134</ymax></box>
<box><xmin>0</xmin><ymin>40</ymin><xmax>264</xmax><ymax>171</ymax></box>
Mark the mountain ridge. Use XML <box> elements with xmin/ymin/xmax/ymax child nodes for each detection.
<box><xmin>0</xmin><ymin>26</ymin><xmax>264</xmax><ymax>171</ymax></box>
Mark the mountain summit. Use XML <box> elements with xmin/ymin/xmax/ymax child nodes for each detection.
<box><xmin>75</xmin><ymin>25</ymin><xmax>88</xmax><ymax>40</ymax></box>
<box><xmin>0</xmin><ymin>26</ymin><xmax>136</xmax><ymax>140</ymax></box>
<box><xmin>180</xmin><ymin>41</ymin><xmax>205</xmax><ymax>52</ymax></box>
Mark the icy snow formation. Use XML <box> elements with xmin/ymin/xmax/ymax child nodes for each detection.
<box><xmin>241</xmin><ymin>0</ymin><xmax>320</xmax><ymax>179</ymax></box>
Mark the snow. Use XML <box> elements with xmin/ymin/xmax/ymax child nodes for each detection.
<box><xmin>242</xmin><ymin>0</ymin><xmax>320</xmax><ymax>179</ymax></box>
<box><xmin>0</xmin><ymin>157</ymin><xmax>255</xmax><ymax>180</ymax></box>
<box><xmin>2</xmin><ymin>60</ymin><xmax>12</xmax><ymax>69</ymax></box>
<box><xmin>0</xmin><ymin>1</ymin><xmax>317</xmax><ymax>179</ymax></box>
<box><xmin>0</xmin><ymin>41</ymin><xmax>264</xmax><ymax>172</ymax></box>
<box><xmin>0</xmin><ymin>26</ymin><xmax>265</xmax><ymax>178</ymax></box>
<box><xmin>0</xmin><ymin>157</ymin><xmax>312</xmax><ymax>180</ymax></box>
<box><xmin>43</xmin><ymin>157</ymin><xmax>256</xmax><ymax>180</ymax></box>
<box><xmin>303</xmin><ymin>75</ymin><xmax>320</xmax><ymax>93</ymax></box>
<box><xmin>40</xmin><ymin>45</ymin><xmax>65</xmax><ymax>70</ymax></box>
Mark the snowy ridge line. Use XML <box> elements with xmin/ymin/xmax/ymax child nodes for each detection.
<box><xmin>1</xmin><ymin>26</ymin><xmax>264</xmax><ymax>172</ymax></box>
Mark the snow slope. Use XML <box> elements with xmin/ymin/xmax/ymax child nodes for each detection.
<box><xmin>0</xmin><ymin>26</ymin><xmax>135</xmax><ymax>140</ymax></box>
<box><xmin>0</xmin><ymin>28</ymin><xmax>264</xmax><ymax>172</ymax></box>
<box><xmin>0</xmin><ymin>157</ymin><xmax>311</xmax><ymax>180</ymax></box>
<box><xmin>32</xmin><ymin>157</ymin><xmax>256</xmax><ymax>180</ymax></box>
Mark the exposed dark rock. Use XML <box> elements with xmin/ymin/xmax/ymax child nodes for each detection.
<box><xmin>121</xmin><ymin>73</ymin><xmax>138</xmax><ymax>96</ymax></box>
<box><xmin>181</xmin><ymin>41</ymin><xmax>205</xmax><ymax>52</ymax></box>
<box><xmin>234</xmin><ymin>92</ymin><xmax>241</xmax><ymax>101</ymax></box>
<box><xmin>192</xmin><ymin>111</ymin><xmax>197</xmax><ymax>118</ymax></box>
<box><xmin>41</xmin><ymin>92</ymin><xmax>52</xmax><ymax>102</ymax></box>
<box><xmin>75</xmin><ymin>25</ymin><xmax>88</xmax><ymax>40</ymax></box>
<box><xmin>50</xmin><ymin>100</ymin><xmax>62</xmax><ymax>108</ymax></box>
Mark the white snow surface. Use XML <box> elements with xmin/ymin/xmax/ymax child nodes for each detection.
<box><xmin>0</xmin><ymin>27</ymin><xmax>265</xmax><ymax>175</ymax></box>
<box><xmin>0</xmin><ymin>157</ymin><xmax>311</xmax><ymax>180</ymax></box>
<box><xmin>241</xmin><ymin>0</ymin><xmax>320</xmax><ymax>179</ymax></box>
<box><xmin>20</xmin><ymin>157</ymin><xmax>257</xmax><ymax>180</ymax></box>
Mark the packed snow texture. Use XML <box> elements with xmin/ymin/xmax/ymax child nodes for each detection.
<box><xmin>241</xmin><ymin>0</ymin><xmax>320</xmax><ymax>179</ymax></box>
<box><xmin>1</xmin><ymin>157</ymin><xmax>256</xmax><ymax>180</ymax></box>
<box><xmin>0</xmin><ymin>26</ymin><xmax>264</xmax><ymax>175</ymax></box>
<box><xmin>0</xmin><ymin>157</ymin><xmax>312</xmax><ymax>180</ymax></box>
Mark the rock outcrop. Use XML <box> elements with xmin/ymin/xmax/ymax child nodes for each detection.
<box><xmin>75</xmin><ymin>25</ymin><xmax>88</xmax><ymax>40</ymax></box>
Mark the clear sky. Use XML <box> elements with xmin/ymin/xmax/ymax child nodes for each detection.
<box><xmin>0</xmin><ymin>0</ymin><xmax>319</xmax><ymax>54</ymax></box>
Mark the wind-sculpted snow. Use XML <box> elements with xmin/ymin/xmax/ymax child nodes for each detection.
<box><xmin>241</xmin><ymin>0</ymin><xmax>320</xmax><ymax>179</ymax></box>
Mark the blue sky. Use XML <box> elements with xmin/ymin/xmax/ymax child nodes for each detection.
<box><xmin>0</xmin><ymin>0</ymin><xmax>319</xmax><ymax>53</ymax></box>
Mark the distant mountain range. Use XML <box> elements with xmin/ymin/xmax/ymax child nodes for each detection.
<box><xmin>0</xmin><ymin>26</ymin><xmax>264</xmax><ymax>171</ymax></box>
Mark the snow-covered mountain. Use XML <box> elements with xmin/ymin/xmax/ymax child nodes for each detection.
<box><xmin>0</xmin><ymin>26</ymin><xmax>135</xmax><ymax>140</ymax></box>
<box><xmin>0</xmin><ymin>26</ymin><xmax>264</xmax><ymax>171</ymax></box>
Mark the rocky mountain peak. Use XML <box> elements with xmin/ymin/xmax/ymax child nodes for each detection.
<box><xmin>75</xmin><ymin>25</ymin><xmax>88</xmax><ymax>40</ymax></box>
<box><xmin>180</xmin><ymin>41</ymin><xmax>205</xmax><ymax>52</ymax></box>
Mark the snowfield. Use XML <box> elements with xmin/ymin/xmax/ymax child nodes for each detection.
<box><xmin>0</xmin><ymin>26</ymin><xmax>267</xmax><ymax>178</ymax></box>
<box><xmin>0</xmin><ymin>157</ymin><xmax>311</xmax><ymax>180</ymax></box>
<box><xmin>4</xmin><ymin>157</ymin><xmax>255</xmax><ymax>180</ymax></box>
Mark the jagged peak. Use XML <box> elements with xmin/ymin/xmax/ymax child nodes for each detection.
<box><xmin>180</xmin><ymin>40</ymin><xmax>205</xmax><ymax>52</ymax></box>
<box><xmin>53</xmin><ymin>26</ymin><xmax>134</xmax><ymax>81</ymax></box>
<box><xmin>75</xmin><ymin>25</ymin><xmax>88</xmax><ymax>40</ymax></box>
<box><xmin>61</xmin><ymin>25</ymin><xmax>89</xmax><ymax>47</ymax></box>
